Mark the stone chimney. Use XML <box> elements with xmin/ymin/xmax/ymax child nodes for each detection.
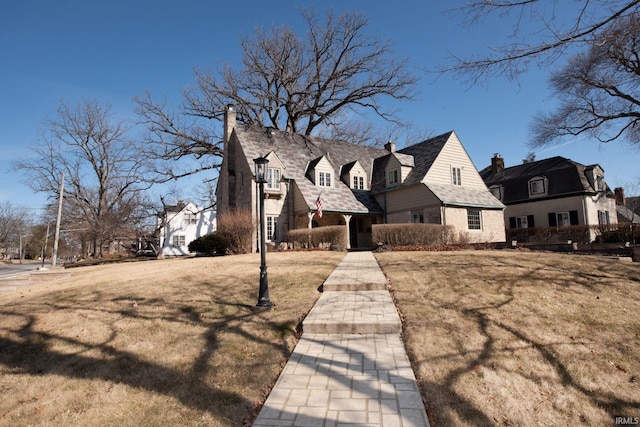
<box><xmin>491</xmin><ymin>154</ymin><xmax>505</xmax><ymax>174</ymax></box>
<box><xmin>384</xmin><ymin>141</ymin><xmax>396</xmax><ymax>153</ymax></box>
<box><xmin>224</xmin><ymin>104</ymin><xmax>236</xmax><ymax>145</ymax></box>
<box><xmin>615</xmin><ymin>187</ymin><xmax>626</xmax><ymax>206</ymax></box>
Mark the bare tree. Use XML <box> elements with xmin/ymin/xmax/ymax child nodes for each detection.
<box><xmin>444</xmin><ymin>1</ymin><xmax>639</xmax><ymax>83</ymax></box>
<box><xmin>0</xmin><ymin>202</ymin><xmax>29</xmax><ymax>259</ymax></box>
<box><xmin>531</xmin><ymin>12</ymin><xmax>640</xmax><ymax>146</ymax></box>
<box><xmin>14</xmin><ymin>100</ymin><xmax>153</xmax><ymax>258</ymax></box>
<box><xmin>135</xmin><ymin>8</ymin><xmax>418</xmax><ymax>181</ymax></box>
<box><xmin>444</xmin><ymin>1</ymin><xmax>640</xmax><ymax>146</ymax></box>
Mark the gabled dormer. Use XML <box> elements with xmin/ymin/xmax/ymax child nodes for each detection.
<box><xmin>341</xmin><ymin>160</ymin><xmax>368</xmax><ymax>190</ymax></box>
<box><xmin>307</xmin><ymin>155</ymin><xmax>335</xmax><ymax>188</ymax></box>
<box><xmin>385</xmin><ymin>152</ymin><xmax>414</xmax><ymax>188</ymax></box>
<box><xmin>264</xmin><ymin>151</ymin><xmax>285</xmax><ymax>196</ymax></box>
<box><xmin>584</xmin><ymin>165</ymin><xmax>606</xmax><ymax>193</ymax></box>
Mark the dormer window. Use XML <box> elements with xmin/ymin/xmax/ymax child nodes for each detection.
<box><xmin>318</xmin><ymin>171</ymin><xmax>332</xmax><ymax>187</ymax></box>
<box><xmin>352</xmin><ymin>175</ymin><xmax>365</xmax><ymax>190</ymax></box>
<box><xmin>489</xmin><ymin>185</ymin><xmax>503</xmax><ymax>200</ymax></box>
<box><xmin>529</xmin><ymin>177</ymin><xmax>547</xmax><ymax>196</ymax></box>
<box><xmin>388</xmin><ymin>169</ymin><xmax>399</xmax><ymax>186</ymax></box>
<box><xmin>266</xmin><ymin>167</ymin><xmax>281</xmax><ymax>190</ymax></box>
<box><xmin>595</xmin><ymin>175</ymin><xmax>604</xmax><ymax>192</ymax></box>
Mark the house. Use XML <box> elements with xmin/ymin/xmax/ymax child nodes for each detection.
<box><xmin>216</xmin><ymin>106</ymin><xmax>505</xmax><ymax>250</ymax></box>
<box><xmin>615</xmin><ymin>188</ymin><xmax>640</xmax><ymax>223</ymax></box>
<box><xmin>480</xmin><ymin>154</ymin><xmax>618</xmax><ymax>242</ymax></box>
<box><xmin>157</xmin><ymin>201</ymin><xmax>216</xmax><ymax>257</ymax></box>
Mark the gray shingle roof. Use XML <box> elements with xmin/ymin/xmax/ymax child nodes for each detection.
<box><xmin>427</xmin><ymin>183</ymin><xmax>506</xmax><ymax>209</ymax></box>
<box><xmin>617</xmin><ymin>205</ymin><xmax>640</xmax><ymax>223</ymax></box>
<box><xmin>234</xmin><ymin>125</ymin><xmax>388</xmax><ymax>214</ymax></box>
<box><xmin>370</xmin><ymin>132</ymin><xmax>452</xmax><ymax>193</ymax></box>
<box><xmin>234</xmin><ymin>126</ymin><xmax>502</xmax><ymax>213</ymax></box>
<box><xmin>479</xmin><ymin>156</ymin><xmax>611</xmax><ymax>204</ymax></box>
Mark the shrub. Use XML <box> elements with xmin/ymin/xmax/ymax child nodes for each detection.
<box><xmin>188</xmin><ymin>232</ymin><xmax>230</xmax><ymax>256</ymax></box>
<box><xmin>286</xmin><ymin>226</ymin><xmax>346</xmax><ymax>250</ymax></box>
<box><xmin>506</xmin><ymin>224</ymin><xmax>624</xmax><ymax>244</ymax></box>
<box><xmin>372</xmin><ymin>223</ymin><xmax>455</xmax><ymax>246</ymax></box>
<box><xmin>597</xmin><ymin>223</ymin><xmax>640</xmax><ymax>243</ymax></box>
<box><xmin>217</xmin><ymin>208</ymin><xmax>254</xmax><ymax>254</ymax></box>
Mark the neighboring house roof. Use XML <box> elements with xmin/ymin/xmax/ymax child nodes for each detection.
<box><xmin>617</xmin><ymin>205</ymin><xmax>640</xmax><ymax>223</ymax></box>
<box><xmin>234</xmin><ymin>125</ymin><xmax>388</xmax><ymax>214</ymax></box>
<box><xmin>627</xmin><ymin>196</ymin><xmax>640</xmax><ymax>215</ymax></box>
<box><xmin>480</xmin><ymin>156</ymin><xmax>613</xmax><ymax>204</ymax></box>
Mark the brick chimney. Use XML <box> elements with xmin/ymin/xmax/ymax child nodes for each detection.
<box><xmin>384</xmin><ymin>141</ymin><xmax>396</xmax><ymax>153</ymax></box>
<box><xmin>615</xmin><ymin>187</ymin><xmax>626</xmax><ymax>206</ymax></box>
<box><xmin>491</xmin><ymin>154</ymin><xmax>505</xmax><ymax>174</ymax></box>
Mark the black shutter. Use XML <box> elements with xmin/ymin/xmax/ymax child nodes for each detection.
<box><xmin>527</xmin><ymin>215</ymin><xmax>535</xmax><ymax>228</ymax></box>
<box><xmin>570</xmin><ymin>210</ymin><xmax>579</xmax><ymax>225</ymax></box>
<box><xmin>548</xmin><ymin>212</ymin><xmax>557</xmax><ymax>227</ymax></box>
<box><xmin>509</xmin><ymin>217</ymin><xmax>517</xmax><ymax>228</ymax></box>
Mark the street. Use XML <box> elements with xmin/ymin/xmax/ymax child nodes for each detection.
<box><xmin>0</xmin><ymin>261</ymin><xmax>48</xmax><ymax>280</ymax></box>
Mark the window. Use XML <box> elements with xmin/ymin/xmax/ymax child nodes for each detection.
<box><xmin>595</xmin><ymin>175</ymin><xmax>604</xmax><ymax>192</ymax></box>
<box><xmin>489</xmin><ymin>185</ymin><xmax>503</xmax><ymax>200</ymax></box>
<box><xmin>172</xmin><ymin>235</ymin><xmax>185</xmax><ymax>246</ymax></box>
<box><xmin>598</xmin><ymin>210</ymin><xmax>610</xmax><ymax>225</ymax></box>
<box><xmin>509</xmin><ymin>215</ymin><xmax>535</xmax><ymax>229</ymax></box>
<box><xmin>318</xmin><ymin>171</ymin><xmax>332</xmax><ymax>187</ymax></box>
<box><xmin>529</xmin><ymin>178</ymin><xmax>546</xmax><ymax>195</ymax></box>
<box><xmin>353</xmin><ymin>175</ymin><xmax>365</xmax><ymax>190</ymax></box>
<box><xmin>183</xmin><ymin>213</ymin><xmax>197</xmax><ymax>225</ymax></box>
<box><xmin>266</xmin><ymin>168</ymin><xmax>281</xmax><ymax>190</ymax></box>
<box><xmin>467</xmin><ymin>209</ymin><xmax>481</xmax><ymax>230</ymax></box>
<box><xmin>266</xmin><ymin>216</ymin><xmax>278</xmax><ymax>241</ymax></box>
<box><xmin>516</xmin><ymin>216</ymin><xmax>528</xmax><ymax>228</ymax></box>
<box><xmin>452</xmin><ymin>167</ymin><xmax>462</xmax><ymax>186</ymax></box>
<box><xmin>556</xmin><ymin>212</ymin><xmax>571</xmax><ymax>227</ymax></box>
<box><xmin>412</xmin><ymin>211</ymin><xmax>424</xmax><ymax>224</ymax></box>
<box><xmin>548</xmin><ymin>210</ymin><xmax>578</xmax><ymax>227</ymax></box>
<box><xmin>388</xmin><ymin>169</ymin><xmax>399</xmax><ymax>186</ymax></box>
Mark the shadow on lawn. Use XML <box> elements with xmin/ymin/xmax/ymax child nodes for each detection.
<box><xmin>0</xmin><ymin>294</ymin><xmax>294</xmax><ymax>425</ymax></box>
<box><xmin>389</xmin><ymin>255</ymin><xmax>640</xmax><ymax>426</ymax></box>
<box><xmin>415</xmin><ymin>299</ymin><xmax>640</xmax><ymax>426</ymax></box>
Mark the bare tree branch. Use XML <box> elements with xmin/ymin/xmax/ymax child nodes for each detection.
<box><xmin>14</xmin><ymin>100</ymin><xmax>153</xmax><ymax>258</ymax></box>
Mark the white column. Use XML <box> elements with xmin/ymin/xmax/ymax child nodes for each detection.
<box><xmin>343</xmin><ymin>214</ymin><xmax>352</xmax><ymax>250</ymax></box>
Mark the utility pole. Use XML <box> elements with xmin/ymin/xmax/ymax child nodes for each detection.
<box><xmin>41</xmin><ymin>222</ymin><xmax>50</xmax><ymax>268</ymax></box>
<box><xmin>52</xmin><ymin>171</ymin><xmax>65</xmax><ymax>267</ymax></box>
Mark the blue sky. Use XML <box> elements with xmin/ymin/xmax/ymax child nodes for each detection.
<box><xmin>1</xmin><ymin>0</ymin><xmax>639</xmax><ymax>215</ymax></box>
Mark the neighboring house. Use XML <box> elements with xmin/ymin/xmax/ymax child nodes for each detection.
<box><xmin>626</xmin><ymin>195</ymin><xmax>640</xmax><ymax>218</ymax></box>
<box><xmin>158</xmin><ymin>201</ymin><xmax>216</xmax><ymax>256</ymax></box>
<box><xmin>615</xmin><ymin>188</ymin><xmax>640</xmax><ymax>223</ymax></box>
<box><xmin>216</xmin><ymin>106</ymin><xmax>505</xmax><ymax>251</ymax></box>
<box><xmin>480</xmin><ymin>154</ymin><xmax>618</xmax><ymax>242</ymax></box>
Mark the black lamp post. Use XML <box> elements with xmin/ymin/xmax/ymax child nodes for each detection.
<box><xmin>254</xmin><ymin>156</ymin><xmax>273</xmax><ymax>308</ymax></box>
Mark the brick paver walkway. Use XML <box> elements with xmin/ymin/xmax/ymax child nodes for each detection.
<box><xmin>253</xmin><ymin>251</ymin><xmax>430</xmax><ymax>427</ymax></box>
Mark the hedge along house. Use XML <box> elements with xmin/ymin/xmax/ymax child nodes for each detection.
<box><xmin>480</xmin><ymin>155</ymin><xmax>618</xmax><ymax>242</ymax></box>
<box><xmin>216</xmin><ymin>106</ymin><xmax>506</xmax><ymax>251</ymax></box>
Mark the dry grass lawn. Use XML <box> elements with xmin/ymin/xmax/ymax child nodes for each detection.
<box><xmin>0</xmin><ymin>252</ymin><xmax>344</xmax><ymax>426</ymax></box>
<box><xmin>376</xmin><ymin>250</ymin><xmax>640</xmax><ymax>426</ymax></box>
<box><xmin>2</xmin><ymin>249</ymin><xmax>638</xmax><ymax>427</ymax></box>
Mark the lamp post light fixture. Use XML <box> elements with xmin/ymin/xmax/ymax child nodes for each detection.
<box><xmin>254</xmin><ymin>156</ymin><xmax>273</xmax><ymax>308</ymax></box>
